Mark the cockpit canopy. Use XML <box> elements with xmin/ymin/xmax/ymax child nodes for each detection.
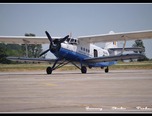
<box><xmin>65</xmin><ymin>38</ymin><xmax>79</xmax><ymax>45</ymax></box>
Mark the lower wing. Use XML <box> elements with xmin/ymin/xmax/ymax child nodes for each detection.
<box><xmin>84</xmin><ymin>53</ymin><xmax>145</xmax><ymax>63</ymax></box>
<box><xmin>7</xmin><ymin>53</ymin><xmax>145</xmax><ymax>65</ymax></box>
<box><xmin>108</xmin><ymin>47</ymin><xmax>144</xmax><ymax>52</ymax></box>
<box><xmin>6</xmin><ymin>57</ymin><xmax>56</xmax><ymax>63</ymax></box>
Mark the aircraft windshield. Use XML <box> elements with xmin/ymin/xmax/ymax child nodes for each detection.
<box><xmin>66</xmin><ymin>38</ymin><xmax>79</xmax><ymax>45</ymax></box>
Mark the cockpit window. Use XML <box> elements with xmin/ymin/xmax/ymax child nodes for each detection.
<box><xmin>65</xmin><ymin>38</ymin><xmax>79</xmax><ymax>45</ymax></box>
<box><xmin>66</xmin><ymin>38</ymin><xmax>70</xmax><ymax>42</ymax></box>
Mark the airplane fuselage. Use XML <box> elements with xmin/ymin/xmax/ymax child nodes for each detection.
<box><xmin>53</xmin><ymin>40</ymin><xmax>117</xmax><ymax>68</ymax></box>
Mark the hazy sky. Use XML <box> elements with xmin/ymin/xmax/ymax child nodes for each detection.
<box><xmin>0</xmin><ymin>3</ymin><xmax>152</xmax><ymax>58</ymax></box>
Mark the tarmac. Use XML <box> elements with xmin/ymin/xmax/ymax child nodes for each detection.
<box><xmin>0</xmin><ymin>69</ymin><xmax>152</xmax><ymax>113</ymax></box>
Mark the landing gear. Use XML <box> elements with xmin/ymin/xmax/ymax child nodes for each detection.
<box><xmin>46</xmin><ymin>59</ymin><xmax>69</xmax><ymax>75</ymax></box>
<box><xmin>105</xmin><ymin>67</ymin><xmax>109</xmax><ymax>73</ymax></box>
<box><xmin>45</xmin><ymin>59</ymin><xmax>88</xmax><ymax>74</ymax></box>
<box><xmin>81</xmin><ymin>66</ymin><xmax>87</xmax><ymax>74</ymax></box>
<box><xmin>71</xmin><ymin>62</ymin><xmax>87</xmax><ymax>74</ymax></box>
<box><xmin>46</xmin><ymin>67</ymin><xmax>52</xmax><ymax>74</ymax></box>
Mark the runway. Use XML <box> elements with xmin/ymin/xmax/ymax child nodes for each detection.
<box><xmin>0</xmin><ymin>69</ymin><xmax>152</xmax><ymax>113</ymax></box>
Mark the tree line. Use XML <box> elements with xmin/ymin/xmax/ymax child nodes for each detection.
<box><xmin>0</xmin><ymin>33</ymin><xmax>43</xmax><ymax>64</ymax></box>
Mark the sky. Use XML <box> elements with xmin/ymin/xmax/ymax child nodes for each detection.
<box><xmin>0</xmin><ymin>3</ymin><xmax>152</xmax><ymax>58</ymax></box>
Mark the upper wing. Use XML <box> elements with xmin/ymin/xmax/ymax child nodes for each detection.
<box><xmin>84</xmin><ymin>53</ymin><xmax>145</xmax><ymax>63</ymax></box>
<box><xmin>78</xmin><ymin>30</ymin><xmax>152</xmax><ymax>43</ymax></box>
<box><xmin>1</xmin><ymin>30</ymin><xmax>152</xmax><ymax>44</ymax></box>
<box><xmin>0</xmin><ymin>36</ymin><xmax>60</xmax><ymax>44</ymax></box>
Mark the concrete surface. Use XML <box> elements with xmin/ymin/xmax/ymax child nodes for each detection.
<box><xmin>0</xmin><ymin>69</ymin><xmax>152</xmax><ymax>113</ymax></box>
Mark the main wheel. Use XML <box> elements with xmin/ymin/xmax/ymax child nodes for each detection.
<box><xmin>46</xmin><ymin>67</ymin><xmax>52</xmax><ymax>74</ymax></box>
<box><xmin>105</xmin><ymin>67</ymin><xmax>109</xmax><ymax>73</ymax></box>
<box><xmin>81</xmin><ymin>66</ymin><xmax>87</xmax><ymax>74</ymax></box>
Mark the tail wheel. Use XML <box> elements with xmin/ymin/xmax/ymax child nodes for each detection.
<box><xmin>46</xmin><ymin>67</ymin><xmax>52</xmax><ymax>74</ymax></box>
<box><xmin>105</xmin><ymin>67</ymin><xmax>109</xmax><ymax>73</ymax></box>
<box><xmin>81</xmin><ymin>66</ymin><xmax>87</xmax><ymax>74</ymax></box>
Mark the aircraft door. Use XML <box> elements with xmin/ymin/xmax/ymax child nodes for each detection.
<box><xmin>94</xmin><ymin>49</ymin><xmax>98</xmax><ymax>57</ymax></box>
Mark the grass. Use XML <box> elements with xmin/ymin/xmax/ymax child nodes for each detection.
<box><xmin>0</xmin><ymin>61</ymin><xmax>152</xmax><ymax>72</ymax></box>
<box><xmin>0</xmin><ymin>63</ymin><xmax>78</xmax><ymax>72</ymax></box>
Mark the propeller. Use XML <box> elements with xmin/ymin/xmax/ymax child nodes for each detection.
<box><xmin>59</xmin><ymin>35</ymin><xmax>69</xmax><ymax>43</ymax></box>
<box><xmin>39</xmin><ymin>49</ymin><xmax>50</xmax><ymax>57</ymax></box>
<box><xmin>45</xmin><ymin>31</ymin><xmax>53</xmax><ymax>45</ymax></box>
<box><xmin>39</xmin><ymin>31</ymin><xmax>69</xmax><ymax>57</ymax></box>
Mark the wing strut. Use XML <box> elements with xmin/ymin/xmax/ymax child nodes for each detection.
<box><xmin>23</xmin><ymin>39</ymin><xmax>30</xmax><ymax>57</ymax></box>
<box><xmin>121</xmin><ymin>39</ymin><xmax>126</xmax><ymax>54</ymax></box>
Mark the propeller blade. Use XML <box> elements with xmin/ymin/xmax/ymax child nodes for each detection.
<box><xmin>39</xmin><ymin>49</ymin><xmax>50</xmax><ymax>57</ymax></box>
<box><xmin>60</xmin><ymin>35</ymin><xmax>69</xmax><ymax>43</ymax></box>
<box><xmin>45</xmin><ymin>31</ymin><xmax>53</xmax><ymax>44</ymax></box>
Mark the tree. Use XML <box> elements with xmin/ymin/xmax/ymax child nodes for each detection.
<box><xmin>23</xmin><ymin>33</ymin><xmax>43</xmax><ymax>58</ymax></box>
<box><xmin>132</xmin><ymin>40</ymin><xmax>149</xmax><ymax>61</ymax></box>
<box><xmin>0</xmin><ymin>43</ymin><xmax>10</xmax><ymax>63</ymax></box>
<box><xmin>132</xmin><ymin>40</ymin><xmax>145</xmax><ymax>53</ymax></box>
<box><xmin>0</xmin><ymin>43</ymin><xmax>23</xmax><ymax>64</ymax></box>
<box><xmin>5</xmin><ymin>44</ymin><xmax>24</xmax><ymax>56</ymax></box>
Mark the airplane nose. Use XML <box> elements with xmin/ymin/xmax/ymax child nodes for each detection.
<box><xmin>40</xmin><ymin>31</ymin><xmax>69</xmax><ymax>56</ymax></box>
